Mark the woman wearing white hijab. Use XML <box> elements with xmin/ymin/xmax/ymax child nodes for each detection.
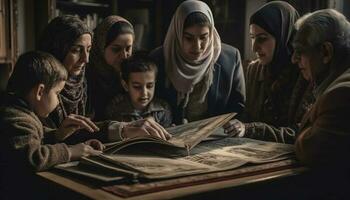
<box><xmin>150</xmin><ymin>0</ymin><xmax>245</xmax><ymax>130</ymax></box>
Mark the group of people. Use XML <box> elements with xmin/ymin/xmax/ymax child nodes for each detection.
<box><xmin>1</xmin><ymin>0</ymin><xmax>350</xmax><ymax>198</ymax></box>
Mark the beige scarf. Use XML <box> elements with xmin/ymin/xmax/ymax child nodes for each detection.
<box><xmin>163</xmin><ymin>0</ymin><xmax>221</xmax><ymax>107</ymax></box>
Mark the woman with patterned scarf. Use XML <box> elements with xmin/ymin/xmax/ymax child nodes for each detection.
<box><xmin>149</xmin><ymin>0</ymin><xmax>246</xmax><ymax>132</ymax></box>
<box><xmin>228</xmin><ymin>1</ymin><xmax>315</xmax><ymax>144</ymax></box>
<box><xmin>39</xmin><ymin>15</ymin><xmax>171</xmax><ymax>144</ymax></box>
<box><xmin>87</xmin><ymin>16</ymin><xmax>134</xmax><ymax>121</ymax></box>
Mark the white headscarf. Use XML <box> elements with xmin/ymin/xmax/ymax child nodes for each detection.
<box><xmin>163</xmin><ymin>0</ymin><xmax>221</xmax><ymax>107</ymax></box>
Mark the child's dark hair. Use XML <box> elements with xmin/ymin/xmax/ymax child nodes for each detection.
<box><xmin>105</xmin><ymin>21</ymin><xmax>134</xmax><ymax>48</ymax></box>
<box><xmin>184</xmin><ymin>12</ymin><xmax>211</xmax><ymax>29</ymax></box>
<box><xmin>7</xmin><ymin>51</ymin><xmax>67</xmax><ymax>97</ymax></box>
<box><xmin>120</xmin><ymin>52</ymin><xmax>157</xmax><ymax>82</ymax></box>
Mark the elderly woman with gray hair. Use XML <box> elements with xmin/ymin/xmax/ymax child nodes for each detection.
<box><xmin>293</xmin><ymin>9</ymin><xmax>350</xmax><ymax>169</ymax></box>
<box><xmin>292</xmin><ymin>9</ymin><xmax>350</xmax><ymax>198</ymax></box>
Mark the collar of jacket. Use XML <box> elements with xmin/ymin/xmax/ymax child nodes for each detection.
<box><xmin>314</xmin><ymin>67</ymin><xmax>350</xmax><ymax>98</ymax></box>
<box><xmin>118</xmin><ymin>95</ymin><xmax>166</xmax><ymax>117</ymax></box>
<box><xmin>3</xmin><ymin>93</ymin><xmax>33</xmax><ymax>114</ymax></box>
<box><xmin>209</xmin><ymin>62</ymin><xmax>222</xmax><ymax>103</ymax></box>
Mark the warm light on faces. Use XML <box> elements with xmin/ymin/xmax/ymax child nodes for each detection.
<box><xmin>33</xmin><ymin>81</ymin><xmax>65</xmax><ymax>118</ymax></box>
<box><xmin>123</xmin><ymin>71</ymin><xmax>156</xmax><ymax>111</ymax></box>
<box><xmin>63</xmin><ymin>34</ymin><xmax>92</xmax><ymax>76</ymax></box>
<box><xmin>104</xmin><ymin>33</ymin><xmax>133</xmax><ymax>73</ymax></box>
<box><xmin>249</xmin><ymin>24</ymin><xmax>276</xmax><ymax>65</ymax></box>
<box><xmin>182</xmin><ymin>25</ymin><xmax>210</xmax><ymax>63</ymax></box>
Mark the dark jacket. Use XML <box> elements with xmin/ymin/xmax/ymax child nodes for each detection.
<box><xmin>0</xmin><ymin>94</ymin><xmax>70</xmax><ymax>198</ymax></box>
<box><xmin>0</xmin><ymin>94</ymin><xmax>70</xmax><ymax>172</ymax></box>
<box><xmin>105</xmin><ymin>94</ymin><xmax>172</xmax><ymax>127</ymax></box>
<box><xmin>149</xmin><ymin>43</ymin><xmax>245</xmax><ymax>124</ymax></box>
<box><xmin>296</xmin><ymin>67</ymin><xmax>350</xmax><ymax>169</ymax></box>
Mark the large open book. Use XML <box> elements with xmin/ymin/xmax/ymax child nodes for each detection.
<box><xmin>56</xmin><ymin>138</ymin><xmax>294</xmax><ymax>182</ymax></box>
<box><xmin>55</xmin><ymin>113</ymin><xmax>294</xmax><ymax>182</ymax></box>
<box><xmin>104</xmin><ymin>112</ymin><xmax>236</xmax><ymax>154</ymax></box>
<box><xmin>80</xmin><ymin>138</ymin><xmax>294</xmax><ymax>180</ymax></box>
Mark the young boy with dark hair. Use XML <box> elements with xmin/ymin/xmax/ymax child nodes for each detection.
<box><xmin>0</xmin><ymin>51</ymin><xmax>104</xmax><ymax>198</ymax></box>
<box><xmin>105</xmin><ymin>54</ymin><xmax>172</xmax><ymax>132</ymax></box>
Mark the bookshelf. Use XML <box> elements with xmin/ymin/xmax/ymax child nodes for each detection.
<box><xmin>34</xmin><ymin>1</ymin><xmax>246</xmax><ymax>54</ymax></box>
<box><xmin>48</xmin><ymin>0</ymin><xmax>160</xmax><ymax>51</ymax></box>
<box><xmin>33</xmin><ymin>0</ymin><xmax>117</xmax><ymax>50</ymax></box>
<box><xmin>51</xmin><ymin>0</ymin><xmax>117</xmax><ymax>30</ymax></box>
<box><xmin>0</xmin><ymin>0</ymin><xmax>18</xmax><ymax>91</ymax></box>
<box><xmin>0</xmin><ymin>0</ymin><xmax>18</xmax><ymax>64</ymax></box>
<box><xmin>205</xmin><ymin>0</ymin><xmax>246</xmax><ymax>57</ymax></box>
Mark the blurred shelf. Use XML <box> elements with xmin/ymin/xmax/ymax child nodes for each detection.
<box><xmin>56</xmin><ymin>1</ymin><xmax>110</xmax><ymax>15</ymax></box>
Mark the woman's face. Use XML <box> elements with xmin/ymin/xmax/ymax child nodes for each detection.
<box><xmin>249</xmin><ymin>24</ymin><xmax>276</xmax><ymax>65</ymax></box>
<box><xmin>182</xmin><ymin>25</ymin><xmax>210</xmax><ymax>63</ymax></box>
<box><xmin>104</xmin><ymin>33</ymin><xmax>133</xmax><ymax>72</ymax></box>
<box><xmin>63</xmin><ymin>34</ymin><xmax>92</xmax><ymax>76</ymax></box>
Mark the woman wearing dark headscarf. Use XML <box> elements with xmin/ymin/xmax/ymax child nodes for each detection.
<box><xmin>228</xmin><ymin>1</ymin><xmax>315</xmax><ymax>143</ymax></box>
<box><xmin>87</xmin><ymin>16</ymin><xmax>134</xmax><ymax>120</ymax></box>
<box><xmin>38</xmin><ymin>15</ymin><xmax>100</xmax><ymax>142</ymax></box>
<box><xmin>39</xmin><ymin>15</ymin><xmax>171</xmax><ymax>143</ymax></box>
<box><xmin>150</xmin><ymin>0</ymin><xmax>245</xmax><ymax>128</ymax></box>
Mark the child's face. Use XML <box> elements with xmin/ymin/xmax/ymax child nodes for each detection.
<box><xmin>124</xmin><ymin>71</ymin><xmax>155</xmax><ymax>111</ymax></box>
<box><xmin>34</xmin><ymin>81</ymin><xmax>65</xmax><ymax>117</ymax></box>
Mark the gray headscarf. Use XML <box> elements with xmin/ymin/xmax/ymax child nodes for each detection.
<box><xmin>163</xmin><ymin>0</ymin><xmax>221</xmax><ymax>107</ymax></box>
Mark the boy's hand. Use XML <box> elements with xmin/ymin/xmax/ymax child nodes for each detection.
<box><xmin>68</xmin><ymin>143</ymin><xmax>102</xmax><ymax>161</ymax></box>
<box><xmin>122</xmin><ymin>118</ymin><xmax>172</xmax><ymax>140</ymax></box>
<box><xmin>56</xmin><ymin>114</ymin><xmax>100</xmax><ymax>141</ymax></box>
<box><xmin>84</xmin><ymin>139</ymin><xmax>105</xmax><ymax>151</ymax></box>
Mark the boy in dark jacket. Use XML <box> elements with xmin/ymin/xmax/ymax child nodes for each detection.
<box><xmin>105</xmin><ymin>54</ymin><xmax>172</xmax><ymax>130</ymax></box>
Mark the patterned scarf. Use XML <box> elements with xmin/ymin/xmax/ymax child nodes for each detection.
<box><xmin>56</xmin><ymin>69</ymin><xmax>88</xmax><ymax>122</ymax></box>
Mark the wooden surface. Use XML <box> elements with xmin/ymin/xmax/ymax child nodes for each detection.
<box><xmin>37</xmin><ymin>161</ymin><xmax>306</xmax><ymax>200</ymax></box>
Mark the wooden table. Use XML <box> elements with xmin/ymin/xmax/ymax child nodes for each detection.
<box><xmin>37</xmin><ymin>159</ymin><xmax>306</xmax><ymax>200</ymax></box>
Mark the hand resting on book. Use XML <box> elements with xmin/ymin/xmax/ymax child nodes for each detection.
<box><xmin>56</xmin><ymin>114</ymin><xmax>100</xmax><ymax>141</ymax></box>
<box><xmin>69</xmin><ymin>139</ymin><xmax>104</xmax><ymax>160</ymax></box>
<box><xmin>121</xmin><ymin>117</ymin><xmax>172</xmax><ymax>140</ymax></box>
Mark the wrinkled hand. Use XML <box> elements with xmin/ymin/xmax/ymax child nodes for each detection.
<box><xmin>122</xmin><ymin>117</ymin><xmax>172</xmax><ymax>140</ymax></box>
<box><xmin>223</xmin><ymin>119</ymin><xmax>246</xmax><ymax>137</ymax></box>
<box><xmin>56</xmin><ymin>114</ymin><xmax>100</xmax><ymax>141</ymax></box>
<box><xmin>84</xmin><ymin>139</ymin><xmax>105</xmax><ymax>151</ymax></box>
<box><xmin>69</xmin><ymin>142</ymin><xmax>102</xmax><ymax>160</ymax></box>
